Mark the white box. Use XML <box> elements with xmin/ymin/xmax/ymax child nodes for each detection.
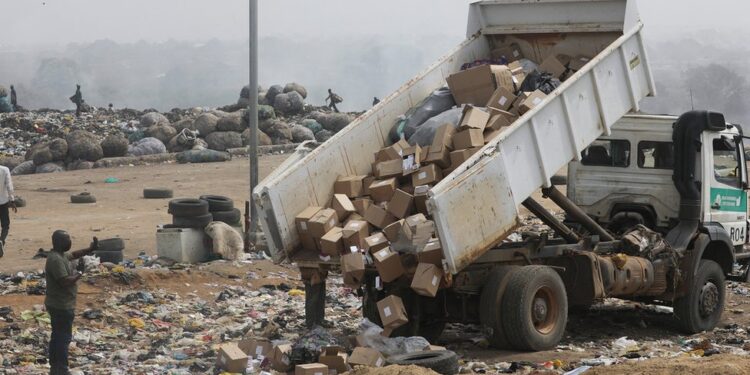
<box><xmin>156</xmin><ymin>227</ymin><xmax>209</xmax><ymax>263</ymax></box>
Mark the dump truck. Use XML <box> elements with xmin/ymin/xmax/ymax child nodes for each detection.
<box><xmin>253</xmin><ymin>0</ymin><xmax>740</xmax><ymax>351</ymax></box>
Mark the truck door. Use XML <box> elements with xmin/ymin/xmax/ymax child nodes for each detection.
<box><xmin>708</xmin><ymin>134</ymin><xmax>748</xmax><ymax>245</ymax></box>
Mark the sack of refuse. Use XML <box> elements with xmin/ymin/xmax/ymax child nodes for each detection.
<box><xmin>390</xmin><ymin>87</ymin><xmax>455</xmax><ymax>143</ymax></box>
<box><xmin>519</xmin><ymin>70</ymin><xmax>561</xmax><ymax>94</ymax></box>
<box><xmin>291</xmin><ymin>326</ymin><xmax>343</xmax><ymax>365</ymax></box>
<box><xmin>407</xmin><ymin>107</ymin><xmax>463</xmax><ymax>147</ymax></box>
<box><xmin>176</xmin><ymin>149</ymin><xmax>231</xmax><ymax>164</ymax></box>
<box><xmin>357</xmin><ymin>318</ymin><xmax>430</xmax><ymax>357</ymax></box>
<box><xmin>128</xmin><ymin>137</ymin><xmax>166</xmax><ymax>157</ymax></box>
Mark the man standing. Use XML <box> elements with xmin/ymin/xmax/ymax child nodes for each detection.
<box><xmin>0</xmin><ymin>164</ymin><xmax>17</xmax><ymax>257</ymax></box>
<box><xmin>70</xmin><ymin>85</ymin><xmax>83</xmax><ymax>117</ymax></box>
<box><xmin>325</xmin><ymin>89</ymin><xmax>343</xmax><ymax>113</ymax></box>
<box><xmin>45</xmin><ymin>231</ymin><xmax>97</xmax><ymax>375</ymax></box>
<box><xmin>10</xmin><ymin>85</ymin><xmax>17</xmax><ymax>110</ymax></box>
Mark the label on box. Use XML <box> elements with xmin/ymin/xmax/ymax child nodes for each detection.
<box><xmin>513</xmin><ymin>50</ymin><xmax>520</xmax><ymax>57</ymax></box>
<box><xmin>319</xmin><ymin>255</ymin><xmax>331</xmax><ymax>261</ymax></box>
<box><xmin>350</xmin><ymin>246</ymin><xmax>359</xmax><ymax>253</ymax></box>
<box><xmin>512</xmin><ymin>76</ymin><xmax>519</xmax><ymax>84</ymax></box>
<box><xmin>418</xmin><ymin>172</ymin><xmax>427</xmax><ymax>180</ymax></box>
<box><xmin>258</xmin><ymin>353</ymin><xmax>265</xmax><ymax>360</ymax></box>
<box><xmin>377</xmin><ymin>249</ymin><xmax>389</xmax><ymax>258</ymax></box>
<box><xmin>580</xmin><ymin>57</ymin><xmax>590</xmax><ymax>62</ymax></box>
<box><xmin>300</xmin><ymin>222</ymin><xmax>307</xmax><ymax>231</ymax></box>
<box><xmin>375</xmin><ymin>276</ymin><xmax>383</xmax><ymax>290</ymax></box>
<box><xmin>432</xmin><ymin>275</ymin><xmax>439</xmax><ymax>286</ymax></box>
<box><xmin>376</xmin><ymin>357</ymin><xmax>384</xmax><ymax>367</ymax></box>
<box><xmin>329</xmin><ymin>219</ymin><xmax>335</xmax><ymax>227</ymax></box>
<box><xmin>383</xmin><ymin>306</ymin><xmax>392</xmax><ymax>317</ymax></box>
<box><xmin>314</xmin><ymin>372</ymin><xmax>323</xmax><ymax>375</ymax></box>
<box><xmin>498</xmin><ymin>96</ymin><xmax>508</xmax><ymax>106</ymax></box>
<box><xmin>351</xmin><ymin>222</ymin><xmax>361</xmax><ymax>228</ymax></box>
<box><xmin>402</xmin><ymin>155</ymin><xmax>415</xmax><ymax>170</ymax></box>
<box><xmin>532</xmin><ymin>97</ymin><xmax>542</xmax><ymax>105</ymax></box>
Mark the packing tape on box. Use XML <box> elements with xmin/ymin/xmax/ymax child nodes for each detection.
<box><xmin>384</xmin><ymin>306</ymin><xmax>392</xmax><ymax>317</ymax></box>
<box><xmin>300</xmin><ymin>222</ymin><xmax>307</xmax><ymax>231</ymax></box>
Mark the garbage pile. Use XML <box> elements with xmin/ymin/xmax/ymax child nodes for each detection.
<box><xmin>0</xmin><ymin>82</ymin><xmax>359</xmax><ymax>175</ymax></box>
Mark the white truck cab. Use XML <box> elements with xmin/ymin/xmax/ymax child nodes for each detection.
<box><xmin>569</xmin><ymin>114</ymin><xmax>750</xmax><ymax>253</ymax></box>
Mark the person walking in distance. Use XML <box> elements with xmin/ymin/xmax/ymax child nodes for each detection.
<box><xmin>70</xmin><ymin>84</ymin><xmax>83</xmax><ymax>117</ymax></box>
<box><xmin>325</xmin><ymin>88</ymin><xmax>343</xmax><ymax>113</ymax></box>
<box><xmin>45</xmin><ymin>231</ymin><xmax>97</xmax><ymax>375</ymax></box>
<box><xmin>10</xmin><ymin>85</ymin><xmax>17</xmax><ymax>110</ymax></box>
<box><xmin>0</xmin><ymin>164</ymin><xmax>16</xmax><ymax>257</ymax></box>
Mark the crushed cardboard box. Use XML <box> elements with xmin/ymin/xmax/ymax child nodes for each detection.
<box><xmin>364</xmin><ymin>204</ymin><xmax>397</xmax><ymax>229</ymax></box>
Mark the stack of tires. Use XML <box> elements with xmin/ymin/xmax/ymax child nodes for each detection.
<box><xmin>94</xmin><ymin>238</ymin><xmax>124</xmax><ymax>264</ymax></box>
<box><xmin>168</xmin><ymin>199</ymin><xmax>212</xmax><ymax>228</ymax></box>
<box><xmin>200</xmin><ymin>195</ymin><xmax>241</xmax><ymax>226</ymax></box>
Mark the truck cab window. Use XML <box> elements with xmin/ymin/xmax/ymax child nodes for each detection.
<box><xmin>581</xmin><ymin>140</ymin><xmax>630</xmax><ymax>167</ymax></box>
<box><xmin>713</xmin><ymin>138</ymin><xmax>740</xmax><ymax>188</ymax></box>
<box><xmin>638</xmin><ymin>141</ymin><xmax>674</xmax><ymax>169</ymax></box>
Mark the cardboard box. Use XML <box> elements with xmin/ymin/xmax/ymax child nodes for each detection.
<box><xmin>556</xmin><ymin>53</ymin><xmax>573</xmax><ymax>67</ymax></box>
<box><xmin>413</xmin><ymin>185</ymin><xmax>430</xmax><ymax>214</ymax></box>
<box><xmin>446</xmin><ymin>65</ymin><xmax>499</xmax><ymax>106</ymax></box>
<box><xmin>411</xmin><ymin>164</ymin><xmax>443</xmax><ymax>187</ymax></box>
<box><xmin>341</xmin><ymin>252</ymin><xmax>365</xmax><ymax>286</ymax></box>
<box><xmin>342</xmin><ymin>220</ymin><xmax>369</xmax><ymax>250</ymax></box>
<box><xmin>411</xmin><ymin>263</ymin><xmax>443</xmax><ymax>297</ymax></box>
<box><xmin>383</xmin><ymin>219</ymin><xmax>405</xmax><ymax>242</ymax></box>
<box><xmin>296</xmin><ymin>363</ymin><xmax>329</xmax><ymax>375</ymax></box>
<box><xmin>490</xmin><ymin>108</ymin><xmax>518</xmax><ymax>124</ymax></box>
<box><xmin>401</xmin><ymin>145</ymin><xmax>422</xmax><ymax>175</ymax></box>
<box><xmin>487</xmin><ymin>86</ymin><xmax>517</xmax><ymax>112</ymax></box>
<box><xmin>393</xmin><ymin>219</ymin><xmax>435</xmax><ymax>253</ymax></box>
<box><xmin>452</xmin><ymin>129</ymin><xmax>484</xmax><ymax>150</ymax></box>
<box><xmin>417</xmin><ymin>238</ymin><xmax>443</xmax><ymax>266</ymax></box>
<box><xmin>458</xmin><ymin>105</ymin><xmax>490</xmax><ymax>131</ymax></box>
<box><xmin>345</xmin><ymin>213</ymin><xmax>365</xmax><ymax>227</ymax></box>
<box><xmin>377</xmin><ymin>295</ymin><xmax>409</xmax><ymax>329</ymax></box>
<box><xmin>369</xmin><ymin>178</ymin><xmax>397</xmax><ymax>203</ymax></box>
<box><xmin>364</xmin><ymin>204</ymin><xmax>397</xmax><ymax>229</ymax></box>
<box><xmin>486</xmin><ymin>112</ymin><xmax>513</xmax><ymax>132</ymax></box>
<box><xmin>308</xmin><ymin>209</ymin><xmax>339</xmax><ymax>238</ymax></box>
<box><xmin>300</xmin><ymin>233</ymin><xmax>320</xmax><ymax>252</ymax></box>
<box><xmin>512</xmin><ymin>72</ymin><xmax>526</xmax><ymax>91</ymax></box>
<box><xmin>430</xmin><ymin>123</ymin><xmax>456</xmax><ymax>154</ymax></box>
<box><xmin>319</xmin><ymin>346</ymin><xmax>349</xmax><ymax>374</ymax></box>
<box><xmin>271</xmin><ymin>343</ymin><xmax>293</xmax><ymax>372</ymax></box>
<box><xmin>296</xmin><ymin>206</ymin><xmax>323</xmax><ymax>235</ymax></box>
<box><xmin>352</xmin><ymin>198</ymin><xmax>372</xmax><ymax>217</ymax></box>
<box><xmin>491</xmin><ymin>65</ymin><xmax>516</xmax><ymax>93</ymax></box>
<box><xmin>365</xmin><ymin>232</ymin><xmax>389</xmax><ymax>254</ymax></box>
<box><xmin>320</xmin><ymin>227</ymin><xmax>344</xmax><ymax>256</ymax></box>
<box><xmin>348</xmin><ymin>347</ymin><xmax>386</xmax><ymax>367</ymax></box>
<box><xmin>484</xmin><ymin>128</ymin><xmax>503</xmax><ymax>144</ymax></box>
<box><xmin>519</xmin><ymin>90</ymin><xmax>547</xmax><ymax>114</ymax></box>
<box><xmin>450</xmin><ymin>148</ymin><xmax>481</xmax><ymax>169</ymax></box>
<box><xmin>362</xmin><ymin>176</ymin><xmax>376</xmax><ymax>196</ymax></box>
<box><xmin>424</xmin><ymin>147</ymin><xmax>451</xmax><ymax>169</ymax></box>
<box><xmin>239</xmin><ymin>338</ymin><xmax>273</xmax><ymax>359</ymax></box>
<box><xmin>375</xmin><ymin>145</ymin><xmax>402</xmax><ymax>162</ymax></box>
<box><xmin>491</xmin><ymin>44</ymin><xmax>523</xmax><ymax>62</ymax></box>
<box><xmin>372</xmin><ymin>159</ymin><xmax>403</xmax><ymax>179</ymax></box>
<box><xmin>334</xmin><ymin>176</ymin><xmax>366</xmax><ymax>198</ymax></box>
<box><xmin>332</xmin><ymin>194</ymin><xmax>356</xmax><ymax>222</ymax></box>
<box><xmin>216</xmin><ymin>343</ymin><xmax>249</xmax><ymax>373</ymax></box>
<box><xmin>569</xmin><ymin>55</ymin><xmax>592</xmax><ymax>71</ymax></box>
<box><xmin>387</xmin><ymin>189</ymin><xmax>414</xmax><ymax>219</ymax></box>
<box><xmin>424</xmin><ymin>345</ymin><xmax>447</xmax><ymax>351</ymax></box>
<box><xmin>539</xmin><ymin>55</ymin><xmax>567</xmax><ymax>79</ymax></box>
<box><xmin>508</xmin><ymin>60</ymin><xmax>524</xmax><ymax>74</ymax></box>
<box><xmin>419</xmin><ymin>146</ymin><xmax>429</xmax><ymax>163</ymax></box>
<box><xmin>372</xmin><ymin>248</ymin><xmax>405</xmax><ymax>282</ymax></box>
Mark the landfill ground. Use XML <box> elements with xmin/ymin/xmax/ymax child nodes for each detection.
<box><xmin>2</xmin><ymin>157</ymin><xmax>750</xmax><ymax>374</ymax></box>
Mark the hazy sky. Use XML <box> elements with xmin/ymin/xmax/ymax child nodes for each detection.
<box><xmin>3</xmin><ymin>0</ymin><xmax>748</xmax><ymax>47</ymax></box>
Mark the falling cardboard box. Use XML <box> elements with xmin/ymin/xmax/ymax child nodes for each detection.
<box><xmin>458</xmin><ymin>105</ymin><xmax>490</xmax><ymax>131</ymax></box>
<box><xmin>216</xmin><ymin>343</ymin><xmax>249</xmax><ymax>373</ymax></box>
<box><xmin>452</xmin><ymin>129</ymin><xmax>484</xmax><ymax>150</ymax></box>
<box><xmin>296</xmin><ymin>206</ymin><xmax>323</xmax><ymax>251</ymax></box>
<box><xmin>364</xmin><ymin>204</ymin><xmax>397</xmax><ymax>229</ymax></box>
<box><xmin>320</xmin><ymin>227</ymin><xmax>344</xmax><ymax>256</ymax></box>
<box><xmin>271</xmin><ymin>343</ymin><xmax>293</xmax><ymax>372</ymax></box>
<box><xmin>411</xmin><ymin>263</ymin><xmax>444</xmax><ymax>297</ymax></box>
<box><xmin>519</xmin><ymin>90</ymin><xmax>547</xmax><ymax>114</ymax></box>
<box><xmin>383</xmin><ymin>219</ymin><xmax>405</xmax><ymax>242</ymax></box>
<box><xmin>295</xmin><ymin>363</ymin><xmax>329</xmax><ymax>375</ymax></box>
<box><xmin>411</xmin><ymin>164</ymin><xmax>443</xmax><ymax>187</ymax></box>
<box><xmin>369</xmin><ymin>178</ymin><xmax>397</xmax><ymax>203</ymax></box>
<box><xmin>417</xmin><ymin>238</ymin><xmax>444</xmax><ymax>266</ymax></box>
<box><xmin>342</xmin><ymin>220</ymin><xmax>369</xmax><ymax>250</ymax></box>
<box><xmin>331</xmin><ymin>194</ymin><xmax>356</xmax><ymax>221</ymax></box>
<box><xmin>341</xmin><ymin>252</ymin><xmax>365</xmax><ymax>286</ymax></box>
<box><xmin>539</xmin><ymin>55</ymin><xmax>568</xmax><ymax>79</ymax></box>
<box><xmin>447</xmin><ymin>64</ymin><xmax>512</xmax><ymax>106</ymax></box>
<box><xmin>348</xmin><ymin>347</ymin><xmax>386</xmax><ymax>367</ymax></box>
<box><xmin>364</xmin><ymin>232</ymin><xmax>389</xmax><ymax>254</ymax></box>
<box><xmin>373</xmin><ymin>248</ymin><xmax>405</xmax><ymax>282</ymax></box>
<box><xmin>487</xmin><ymin>86</ymin><xmax>517</xmax><ymax>112</ymax></box>
<box><xmin>387</xmin><ymin>189</ymin><xmax>414</xmax><ymax>219</ymax></box>
<box><xmin>307</xmin><ymin>208</ymin><xmax>339</xmax><ymax>238</ymax></box>
<box><xmin>377</xmin><ymin>295</ymin><xmax>409</xmax><ymax>329</ymax></box>
<box><xmin>334</xmin><ymin>175</ymin><xmax>366</xmax><ymax>198</ymax></box>
<box><xmin>318</xmin><ymin>347</ymin><xmax>349</xmax><ymax>374</ymax></box>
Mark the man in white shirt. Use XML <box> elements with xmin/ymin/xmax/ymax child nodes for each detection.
<box><xmin>0</xmin><ymin>165</ymin><xmax>17</xmax><ymax>257</ymax></box>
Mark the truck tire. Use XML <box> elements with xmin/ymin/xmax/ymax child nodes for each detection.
<box><xmin>168</xmin><ymin>199</ymin><xmax>209</xmax><ymax>217</ymax></box>
<box><xmin>70</xmin><ymin>193</ymin><xmax>96</xmax><ymax>204</ymax></box>
<box><xmin>673</xmin><ymin>259</ymin><xmax>725</xmax><ymax>334</ymax></box>
<box><xmin>93</xmin><ymin>250</ymin><xmax>123</xmax><ymax>264</ymax></box>
<box><xmin>143</xmin><ymin>188</ymin><xmax>173</xmax><ymax>199</ymax></box>
<box><xmin>479</xmin><ymin>266</ymin><xmax>519</xmax><ymax>349</ymax></box>
<box><xmin>501</xmin><ymin>266</ymin><xmax>568</xmax><ymax>351</ymax></box>
<box><xmin>199</xmin><ymin>195</ymin><xmax>234</xmax><ymax>212</ymax></box>
<box><xmin>211</xmin><ymin>208</ymin><xmax>241</xmax><ymax>225</ymax></box>
<box><xmin>172</xmin><ymin>213</ymin><xmax>213</xmax><ymax>228</ymax></box>
<box><xmin>387</xmin><ymin>350</ymin><xmax>459</xmax><ymax>375</ymax></box>
<box><xmin>97</xmin><ymin>238</ymin><xmax>125</xmax><ymax>252</ymax></box>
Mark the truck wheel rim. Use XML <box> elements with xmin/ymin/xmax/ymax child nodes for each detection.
<box><xmin>699</xmin><ymin>281</ymin><xmax>719</xmax><ymax>318</ymax></box>
<box><xmin>532</xmin><ymin>286</ymin><xmax>558</xmax><ymax>335</ymax></box>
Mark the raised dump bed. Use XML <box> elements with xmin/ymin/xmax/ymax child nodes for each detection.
<box><xmin>254</xmin><ymin>0</ymin><xmax>655</xmax><ymax>274</ymax></box>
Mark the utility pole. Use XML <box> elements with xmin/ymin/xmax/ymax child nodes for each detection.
<box><xmin>248</xmin><ymin>0</ymin><xmax>259</xmax><ymax>238</ymax></box>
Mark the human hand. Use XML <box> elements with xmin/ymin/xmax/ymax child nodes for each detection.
<box><xmin>88</xmin><ymin>237</ymin><xmax>99</xmax><ymax>253</ymax></box>
<box><xmin>9</xmin><ymin>201</ymin><xmax>17</xmax><ymax>214</ymax></box>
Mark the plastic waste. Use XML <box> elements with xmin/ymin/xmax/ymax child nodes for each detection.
<box><xmin>407</xmin><ymin>107</ymin><xmax>463</xmax><ymax>147</ymax></box>
<box><xmin>357</xmin><ymin>318</ymin><xmax>430</xmax><ymax>357</ymax></box>
<box><xmin>390</xmin><ymin>87</ymin><xmax>456</xmax><ymax>143</ymax></box>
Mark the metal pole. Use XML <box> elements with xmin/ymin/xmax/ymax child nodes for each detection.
<box><xmin>248</xmin><ymin>0</ymin><xmax>259</xmax><ymax>236</ymax></box>
<box><xmin>522</xmin><ymin>197</ymin><xmax>581</xmax><ymax>244</ymax></box>
<box><xmin>541</xmin><ymin>186</ymin><xmax>615</xmax><ymax>242</ymax></box>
